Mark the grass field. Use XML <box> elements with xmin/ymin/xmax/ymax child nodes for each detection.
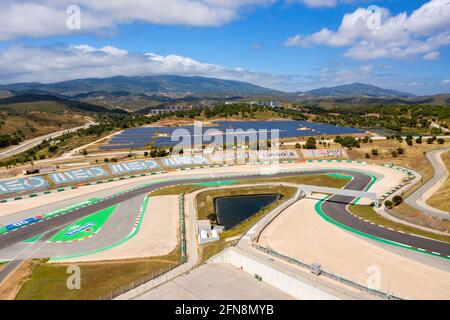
<box><xmin>0</xmin><ymin>102</ymin><xmax>88</xmax><ymax>139</ymax></box>
<box><xmin>236</xmin><ymin>174</ymin><xmax>350</xmax><ymax>189</ymax></box>
<box><xmin>348</xmin><ymin>205</ymin><xmax>450</xmax><ymax>243</ymax></box>
<box><xmin>15</xmin><ymin>247</ymin><xmax>181</xmax><ymax>300</ymax></box>
<box><xmin>149</xmin><ymin>185</ymin><xmax>202</xmax><ymax>197</ymax></box>
<box><xmin>426</xmin><ymin>151</ymin><xmax>450</xmax><ymax>212</ymax></box>
<box><xmin>388</xmin><ymin>202</ymin><xmax>450</xmax><ymax>233</ymax></box>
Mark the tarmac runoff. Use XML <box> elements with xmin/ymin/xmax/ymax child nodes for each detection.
<box><xmin>0</xmin><ymin>196</ymin><xmax>145</xmax><ymax>260</ymax></box>
<box><xmin>0</xmin><ymin>162</ymin><xmax>440</xmax><ymax>262</ymax></box>
<box><xmin>59</xmin><ymin>195</ymin><xmax>180</xmax><ymax>263</ymax></box>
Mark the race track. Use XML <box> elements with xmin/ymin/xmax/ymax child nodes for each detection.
<box><xmin>0</xmin><ymin>165</ymin><xmax>449</xmax><ymax>261</ymax></box>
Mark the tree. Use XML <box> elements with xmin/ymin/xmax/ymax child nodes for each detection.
<box><xmin>81</xmin><ymin>149</ymin><xmax>88</xmax><ymax>156</ymax></box>
<box><xmin>305</xmin><ymin>137</ymin><xmax>317</xmax><ymax>149</ymax></box>
<box><xmin>48</xmin><ymin>145</ymin><xmax>59</xmax><ymax>153</ymax></box>
<box><xmin>150</xmin><ymin>149</ymin><xmax>158</xmax><ymax>158</ymax></box>
<box><xmin>144</xmin><ymin>151</ymin><xmax>149</xmax><ymax>157</ymax></box>
<box><xmin>295</xmin><ymin>143</ymin><xmax>301</xmax><ymax>149</ymax></box>
<box><xmin>427</xmin><ymin>137</ymin><xmax>434</xmax><ymax>144</ymax></box>
<box><xmin>371</xmin><ymin>149</ymin><xmax>378</xmax><ymax>156</ymax></box>
<box><xmin>437</xmin><ymin>138</ymin><xmax>445</xmax><ymax>144</ymax></box>
<box><xmin>384</xmin><ymin>200</ymin><xmax>394</xmax><ymax>208</ymax></box>
<box><xmin>416</xmin><ymin>137</ymin><xmax>422</xmax><ymax>144</ymax></box>
<box><xmin>392</xmin><ymin>195</ymin><xmax>403</xmax><ymax>206</ymax></box>
<box><xmin>406</xmin><ymin>139</ymin><xmax>413</xmax><ymax>146</ymax></box>
<box><xmin>365</xmin><ymin>153</ymin><xmax>370</xmax><ymax>159</ymax></box>
<box><xmin>207</xmin><ymin>213</ymin><xmax>217</xmax><ymax>223</ymax></box>
<box><xmin>391</xmin><ymin>150</ymin><xmax>399</xmax><ymax>157</ymax></box>
<box><xmin>157</xmin><ymin>149</ymin><xmax>168</xmax><ymax>157</ymax></box>
<box><xmin>397</xmin><ymin>147</ymin><xmax>404</xmax><ymax>155</ymax></box>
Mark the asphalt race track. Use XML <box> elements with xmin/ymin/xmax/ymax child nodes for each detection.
<box><xmin>321</xmin><ymin>175</ymin><xmax>450</xmax><ymax>256</ymax></box>
<box><xmin>0</xmin><ymin>168</ymin><xmax>449</xmax><ymax>259</ymax></box>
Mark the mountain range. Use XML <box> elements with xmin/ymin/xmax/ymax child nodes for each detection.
<box><xmin>0</xmin><ymin>75</ymin><xmax>418</xmax><ymax>98</ymax></box>
<box><xmin>0</xmin><ymin>75</ymin><xmax>448</xmax><ymax>111</ymax></box>
<box><xmin>303</xmin><ymin>82</ymin><xmax>414</xmax><ymax>98</ymax></box>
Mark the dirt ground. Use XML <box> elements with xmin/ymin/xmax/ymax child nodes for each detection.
<box><xmin>259</xmin><ymin>195</ymin><xmax>450</xmax><ymax>300</ymax></box>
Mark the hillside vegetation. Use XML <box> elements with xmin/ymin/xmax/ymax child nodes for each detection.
<box><xmin>0</xmin><ymin>94</ymin><xmax>124</xmax><ymax>150</ymax></box>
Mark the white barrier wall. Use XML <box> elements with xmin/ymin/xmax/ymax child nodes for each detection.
<box><xmin>210</xmin><ymin>248</ymin><xmax>340</xmax><ymax>300</ymax></box>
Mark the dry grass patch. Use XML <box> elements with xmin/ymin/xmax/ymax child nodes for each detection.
<box><xmin>150</xmin><ymin>184</ymin><xmax>202</xmax><ymax>197</ymax></box>
<box><xmin>349</xmin><ymin>205</ymin><xmax>450</xmax><ymax>243</ymax></box>
<box><xmin>15</xmin><ymin>247</ymin><xmax>182</xmax><ymax>300</ymax></box>
<box><xmin>387</xmin><ymin>202</ymin><xmax>450</xmax><ymax>233</ymax></box>
<box><xmin>0</xmin><ymin>260</ymin><xmax>34</xmax><ymax>300</ymax></box>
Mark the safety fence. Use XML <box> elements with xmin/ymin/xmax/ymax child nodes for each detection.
<box><xmin>253</xmin><ymin>244</ymin><xmax>402</xmax><ymax>300</ymax></box>
<box><xmin>98</xmin><ymin>262</ymin><xmax>182</xmax><ymax>300</ymax></box>
<box><xmin>0</xmin><ymin>170</ymin><xmax>167</xmax><ymax>203</ymax></box>
<box><xmin>180</xmin><ymin>193</ymin><xmax>187</xmax><ymax>263</ymax></box>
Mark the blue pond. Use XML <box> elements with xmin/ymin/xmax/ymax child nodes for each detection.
<box><xmin>215</xmin><ymin>194</ymin><xmax>281</xmax><ymax>230</ymax></box>
<box><xmin>101</xmin><ymin>120</ymin><xmax>364</xmax><ymax>150</ymax></box>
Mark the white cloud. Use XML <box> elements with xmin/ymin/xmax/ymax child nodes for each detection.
<box><xmin>0</xmin><ymin>0</ymin><xmax>275</xmax><ymax>40</ymax></box>
<box><xmin>296</xmin><ymin>0</ymin><xmax>337</xmax><ymax>8</ymax></box>
<box><xmin>0</xmin><ymin>44</ymin><xmax>447</xmax><ymax>95</ymax></box>
<box><xmin>0</xmin><ymin>43</ymin><xmax>299</xmax><ymax>91</ymax></box>
<box><xmin>290</xmin><ymin>0</ymin><xmax>359</xmax><ymax>8</ymax></box>
<box><xmin>286</xmin><ymin>0</ymin><xmax>450</xmax><ymax>60</ymax></box>
<box><xmin>423</xmin><ymin>51</ymin><xmax>440</xmax><ymax>60</ymax></box>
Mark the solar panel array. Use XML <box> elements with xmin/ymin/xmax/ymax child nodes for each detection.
<box><xmin>100</xmin><ymin>120</ymin><xmax>364</xmax><ymax>150</ymax></box>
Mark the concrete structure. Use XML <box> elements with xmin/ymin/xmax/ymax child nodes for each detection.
<box><xmin>298</xmin><ymin>184</ymin><xmax>379</xmax><ymax>206</ymax></box>
<box><xmin>197</xmin><ymin>220</ymin><xmax>223</xmax><ymax>244</ymax></box>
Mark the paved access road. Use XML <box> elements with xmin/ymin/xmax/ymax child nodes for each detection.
<box><xmin>0</xmin><ymin>121</ymin><xmax>96</xmax><ymax>160</ymax></box>
<box><xmin>406</xmin><ymin>148</ymin><xmax>450</xmax><ymax>218</ymax></box>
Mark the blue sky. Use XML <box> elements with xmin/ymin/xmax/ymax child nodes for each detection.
<box><xmin>0</xmin><ymin>0</ymin><xmax>449</xmax><ymax>95</ymax></box>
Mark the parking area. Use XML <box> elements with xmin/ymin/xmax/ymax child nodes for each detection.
<box><xmin>135</xmin><ymin>263</ymin><xmax>294</xmax><ymax>300</ymax></box>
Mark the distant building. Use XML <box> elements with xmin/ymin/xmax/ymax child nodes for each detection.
<box><xmin>225</xmin><ymin>100</ymin><xmax>282</xmax><ymax>108</ymax></box>
<box><xmin>147</xmin><ymin>104</ymin><xmax>193</xmax><ymax>115</ymax></box>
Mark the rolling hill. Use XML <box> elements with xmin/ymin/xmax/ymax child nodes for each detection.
<box><xmin>305</xmin><ymin>83</ymin><xmax>414</xmax><ymax>98</ymax></box>
<box><xmin>0</xmin><ymin>75</ymin><xmax>283</xmax><ymax>98</ymax></box>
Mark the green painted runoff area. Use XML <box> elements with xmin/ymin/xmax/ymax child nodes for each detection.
<box><xmin>326</xmin><ymin>173</ymin><xmax>352</xmax><ymax>180</ymax></box>
<box><xmin>50</xmin><ymin>197</ymin><xmax>149</xmax><ymax>261</ymax></box>
<box><xmin>193</xmin><ymin>180</ymin><xmax>238</xmax><ymax>187</ymax></box>
<box><xmin>0</xmin><ymin>198</ymin><xmax>101</xmax><ymax>236</ymax></box>
<box><xmin>49</xmin><ymin>205</ymin><xmax>117</xmax><ymax>242</ymax></box>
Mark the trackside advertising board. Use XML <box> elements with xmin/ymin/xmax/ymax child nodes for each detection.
<box><xmin>302</xmin><ymin>149</ymin><xmax>347</xmax><ymax>158</ymax></box>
